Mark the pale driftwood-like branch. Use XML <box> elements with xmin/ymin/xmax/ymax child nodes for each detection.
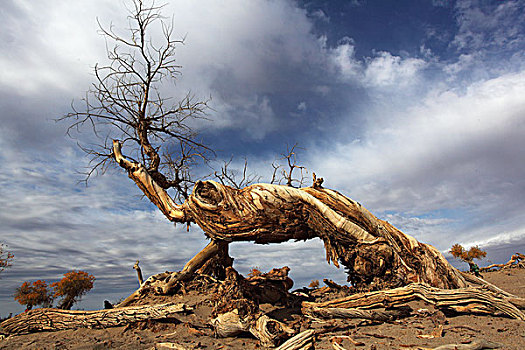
<box><xmin>431</xmin><ymin>339</ymin><xmax>503</xmax><ymax>350</ymax></box>
<box><xmin>480</xmin><ymin>253</ymin><xmax>524</xmax><ymax>272</ymax></box>
<box><xmin>304</xmin><ymin>306</ymin><xmax>411</xmax><ymax>322</ymax></box>
<box><xmin>113</xmin><ymin>140</ymin><xmax>186</xmax><ymax>222</ymax></box>
<box><xmin>211</xmin><ymin>311</ymin><xmax>295</xmax><ymax>347</ymax></box>
<box><xmin>133</xmin><ymin>260</ymin><xmax>144</xmax><ymax>286</ymax></box>
<box><xmin>211</xmin><ymin>309</ymin><xmax>249</xmax><ymax>338</ymax></box>
<box><xmin>276</xmin><ymin>329</ymin><xmax>315</xmax><ymax>350</ymax></box>
<box><xmin>250</xmin><ymin>315</ymin><xmax>295</xmax><ymax>348</ymax></box>
<box><xmin>0</xmin><ymin>303</ymin><xmax>189</xmax><ymax>335</ymax></box>
<box><xmin>155</xmin><ymin>343</ymin><xmax>189</xmax><ymax>350</ymax></box>
<box><xmin>302</xmin><ymin>283</ymin><xmax>525</xmax><ymax>321</ymax></box>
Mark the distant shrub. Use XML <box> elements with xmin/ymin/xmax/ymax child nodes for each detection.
<box><xmin>247</xmin><ymin>267</ymin><xmax>262</xmax><ymax>278</ymax></box>
<box><xmin>51</xmin><ymin>270</ymin><xmax>95</xmax><ymax>310</ymax></box>
<box><xmin>14</xmin><ymin>280</ymin><xmax>53</xmax><ymax>310</ymax></box>
<box><xmin>0</xmin><ymin>244</ymin><xmax>14</xmax><ymax>277</ymax></box>
<box><xmin>450</xmin><ymin>244</ymin><xmax>487</xmax><ymax>263</ymax></box>
<box><xmin>308</xmin><ymin>279</ymin><xmax>320</xmax><ymax>288</ymax></box>
<box><xmin>450</xmin><ymin>244</ymin><xmax>487</xmax><ymax>276</ymax></box>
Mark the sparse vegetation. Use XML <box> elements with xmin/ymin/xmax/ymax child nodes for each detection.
<box><xmin>51</xmin><ymin>270</ymin><xmax>95</xmax><ymax>310</ymax></box>
<box><xmin>14</xmin><ymin>271</ymin><xmax>95</xmax><ymax>311</ymax></box>
<box><xmin>247</xmin><ymin>267</ymin><xmax>262</xmax><ymax>278</ymax></box>
<box><xmin>450</xmin><ymin>244</ymin><xmax>487</xmax><ymax>263</ymax></box>
<box><xmin>450</xmin><ymin>243</ymin><xmax>487</xmax><ymax>276</ymax></box>
<box><xmin>0</xmin><ymin>243</ymin><xmax>14</xmax><ymax>277</ymax></box>
<box><xmin>308</xmin><ymin>279</ymin><xmax>320</xmax><ymax>289</ymax></box>
<box><xmin>14</xmin><ymin>280</ymin><xmax>53</xmax><ymax>310</ymax></box>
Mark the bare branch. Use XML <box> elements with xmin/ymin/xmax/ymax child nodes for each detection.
<box><xmin>213</xmin><ymin>157</ymin><xmax>261</xmax><ymax>189</ymax></box>
<box><xmin>60</xmin><ymin>0</ymin><xmax>213</xmax><ymax>202</ymax></box>
<box><xmin>270</xmin><ymin>143</ymin><xmax>308</xmax><ymax>188</ymax></box>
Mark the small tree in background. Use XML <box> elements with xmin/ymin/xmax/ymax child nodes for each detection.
<box><xmin>0</xmin><ymin>244</ymin><xmax>14</xmax><ymax>277</ymax></box>
<box><xmin>14</xmin><ymin>280</ymin><xmax>53</xmax><ymax>310</ymax></box>
<box><xmin>450</xmin><ymin>244</ymin><xmax>487</xmax><ymax>276</ymax></box>
<box><xmin>51</xmin><ymin>271</ymin><xmax>95</xmax><ymax>310</ymax></box>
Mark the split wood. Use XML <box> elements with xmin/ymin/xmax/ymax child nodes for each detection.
<box><xmin>302</xmin><ymin>283</ymin><xmax>525</xmax><ymax>321</ymax></box>
<box><xmin>0</xmin><ymin>302</ymin><xmax>189</xmax><ymax>335</ymax></box>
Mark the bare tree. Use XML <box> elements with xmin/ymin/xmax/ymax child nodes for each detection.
<box><xmin>63</xmin><ymin>0</ymin><xmax>469</xmax><ymax>308</ymax></box>
<box><xmin>270</xmin><ymin>143</ymin><xmax>307</xmax><ymax>188</ymax></box>
<box><xmin>60</xmin><ymin>0</ymin><xmax>212</xmax><ymax>202</ymax></box>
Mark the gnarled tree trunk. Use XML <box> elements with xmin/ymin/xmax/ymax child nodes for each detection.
<box><xmin>113</xmin><ymin>141</ymin><xmax>466</xmax><ymax>292</ymax></box>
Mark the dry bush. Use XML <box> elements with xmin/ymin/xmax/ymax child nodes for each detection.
<box><xmin>14</xmin><ymin>280</ymin><xmax>53</xmax><ymax>310</ymax></box>
<box><xmin>247</xmin><ymin>267</ymin><xmax>262</xmax><ymax>278</ymax></box>
<box><xmin>308</xmin><ymin>279</ymin><xmax>320</xmax><ymax>289</ymax></box>
<box><xmin>51</xmin><ymin>270</ymin><xmax>95</xmax><ymax>310</ymax></box>
<box><xmin>450</xmin><ymin>244</ymin><xmax>487</xmax><ymax>263</ymax></box>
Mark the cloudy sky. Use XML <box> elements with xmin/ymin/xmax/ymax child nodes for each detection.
<box><xmin>1</xmin><ymin>0</ymin><xmax>525</xmax><ymax>314</ymax></box>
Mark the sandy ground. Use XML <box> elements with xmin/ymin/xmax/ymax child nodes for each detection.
<box><xmin>1</xmin><ymin>268</ymin><xmax>524</xmax><ymax>350</ymax></box>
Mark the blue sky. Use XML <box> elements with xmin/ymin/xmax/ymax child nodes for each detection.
<box><xmin>1</xmin><ymin>0</ymin><xmax>525</xmax><ymax>315</ymax></box>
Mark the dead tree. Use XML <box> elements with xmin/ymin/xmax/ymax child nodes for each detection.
<box><xmin>113</xmin><ymin>140</ymin><xmax>466</xmax><ymax>302</ymax></box>
<box><xmin>64</xmin><ymin>0</ymin><xmax>468</xmax><ymax>305</ymax></box>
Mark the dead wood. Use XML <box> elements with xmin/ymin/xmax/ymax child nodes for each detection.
<box><xmin>429</xmin><ymin>339</ymin><xmax>503</xmax><ymax>350</ymax></box>
<box><xmin>134</xmin><ymin>260</ymin><xmax>144</xmax><ymax>286</ymax></box>
<box><xmin>154</xmin><ymin>343</ymin><xmax>189</xmax><ymax>350</ymax></box>
<box><xmin>210</xmin><ymin>309</ymin><xmax>250</xmax><ymax>337</ymax></box>
<box><xmin>323</xmin><ymin>279</ymin><xmax>344</xmax><ymax>289</ymax></box>
<box><xmin>275</xmin><ymin>329</ymin><xmax>315</xmax><ymax>350</ymax></box>
<box><xmin>210</xmin><ymin>267</ymin><xmax>297</xmax><ymax>347</ymax></box>
<box><xmin>0</xmin><ymin>303</ymin><xmax>189</xmax><ymax>335</ymax></box>
<box><xmin>304</xmin><ymin>306</ymin><xmax>411</xmax><ymax>321</ymax></box>
<box><xmin>117</xmin><ymin>240</ymin><xmax>227</xmax><ymax>307</ymax></box>
<box><xmin>480</xmin><ymin>253</ymin><xmax>524</xmax><ymax>272</ymax></box>
<box><xmin>250</xmin><ymin>315</ymin><xmax>296</xmax><ymax>348</ymax></box>
<box><xmin>211</xmin><ymin>310</ymin><xmax>295</xmax><ymax>347</ymax></box>
<box><xmin>113</xmin><ymin>140</ymin><xmax>467</xmax><ymax>292</ymax></box>
<box><xmin>302</xmin><ymin>283</ymin><xmax>525</xmax><ymax>321</ymax></box>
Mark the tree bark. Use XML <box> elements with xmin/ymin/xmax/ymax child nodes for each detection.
<box><xmin>185</xmin><ymin>181</ymin><xmax>466</xmax><ymax>290</ymax></box>
<box><xmin>210</xmin><ymin>311</ymin><xmax>295</xmax><ymax>347</ymax></box>
<box><xmin>302</xmin><ymin>283</ymin><xmax>525</xmax><ymax>320</ymax></box>
<box><xmin>0</xmin><ymin>303</ymin><xmax>189</xmax><ymax>335</ymax></box>
<box><xmin>304</xmin><ymin>306</ymin><xmax>411</xmax><ymax>321</ymax></box>
<box><xmin>275</xmin><ymin>329</ymin><xmax>315</xmax><ymax>350</ymax></box>
<box><xmin>113</xmin><ymin>141</ymin><xmax>466</xmax><ymax>291</ymax></box>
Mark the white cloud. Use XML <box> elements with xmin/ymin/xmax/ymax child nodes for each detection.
<box><xmin>0</xmin><ymin>0</ymin><xmax>117</xmax><ymax>94</ymax></box>
<box><xmin>328</xmin><ymin>37</ymin><xmax>362</xmax><ymax>80</ymax></box>
<box><xmin>363</xmin><ymin>52</ymin><xmax>427</xmax><ymax>87</ymax></box>
<box><xmin>309</xmin><ymin>70</ymin><xmax>525</xmax><ymax>248</ymax></box>
<box><xmin>453</xmin><ymin>0</ymin><xmax>525</xmax><ymax>53</ymax></box>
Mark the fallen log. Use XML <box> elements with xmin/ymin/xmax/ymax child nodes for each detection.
<box><xmin>304</xmin><ymin>306</ymin><xmax>411</xmax><ymax>321</ymax></box>
<box><xmin>302</xmin><ymin>283</ymin><xmax>525</xmax><ymax>321</ymax></box>
<box><xmin>480</xmin><ymin>253</ymin><xmax>524</xmax><ymax>272</ymax></box>
<box><xmin>430</xmin><ymin>339</ymin><xmax>503</xmax><ymax>350</ymax></box>
<box><xmin>0</xmin><ymin>302</ymin><xmax>190</xmax><ymax>335</ymax></box>
<box><xmin>154</xmin><ymin>343</ymin><xmax>189</xmax><ymax>350</ymax></box>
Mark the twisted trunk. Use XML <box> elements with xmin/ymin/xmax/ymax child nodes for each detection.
<box><xmin>112</xmin><ymin>141</ymin><xmax>466</xmax><ymax>291</ymax></box>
